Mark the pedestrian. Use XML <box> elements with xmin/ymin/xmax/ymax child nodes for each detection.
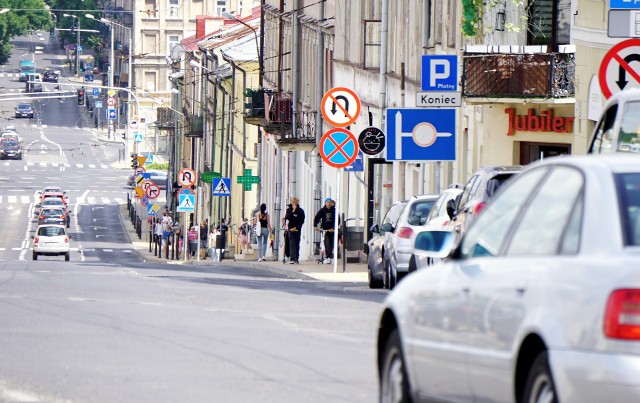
<box><xmin>173</xmin><ymin>224</ymin><xmax>183</xmax><ymax>259</ymax></box>
<box><xmin>154</xmin><ymin>217</ymin><xmax>163</xmax><ymax>253</ymax></box>
<box><xmin>281</xmin><ymin>204</ymin><xmax>291</xmax><ymax>263</ymax></box>
<box><xmin>216</xmin><ymin>218</ymin><xmax>230</xmax><ymax>260</ymax></box>
<box><xmin>284</xmin><ymin>197</ymin><xmax>305</xmax><ymax>264</ymax></box>
<box><xmin>313</xmin><ymin>197</ymin><xmax>337</xmax><ymax>264</ymax></box>
<box><xmin>208</xmin><ymin>226</ymin><xmax>219</xmax><ymax>261</ymax></box>
<box><xmin>162</xmin><ymin>223</ymin><xmax>173</xmax><ymax>258</ymax></box>
<box><xmin>253</xmin><ymin>204</ymin><xmax>271</xmax><ymax>262</ymax></box>
<box><xmin>188</xmin><ymin>226</ymin><xmax>198</xmax><ymax>258</ymax></box>
<box><xmin>236</xmin><ymin>217</ymin><xmax>250</xmax><ymax>255</ymax></box>
<box><xmin>199</xmin><ymin>220</ymin><xmax>209</xmax><ymax>259</ymax></box>
<box><xmin>162</xmin><ymin>211</ymin><xmax>173</xmax><ymax>226</ymax></box>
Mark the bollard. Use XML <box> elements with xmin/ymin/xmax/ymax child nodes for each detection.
<box><xmin>136</xmin><ymin>217</ymin><xmax>142</xmax><ymax>239</ymax></box>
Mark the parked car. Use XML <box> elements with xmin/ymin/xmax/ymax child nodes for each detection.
<box><xmin>14</xmin><ymin>103</ymin><xmax>34</xmax><ymax>118</ymax></box>
<box><xmin>367</xmin><ymin>200</ymin><xmax>406</xmax><ymax>289</ymax></box>
<box><xmin>589</xmin><ymin>88</ymin><xmax>640</xmax><ymax>154</ymax></box>
<box><xmin>377</xmin><ymin>154</ymin><xmax>640</xmax><ymax>403</ymax></box>
<box><xmin>0</xmin><ymin>139</ymin><xmax>21</xmax><ymax>160</ymax></box>
<box><xmin>42</xmin><ymin>69</ymin><xmax>59</xmax><ymax>83</ymax></box>
<box><xmin>424</xmin><ymin>184</ymin><xmax>464</xmax><ymax>229</ymax></box>
<box><xmin>447</xmin><ymin>165</ymin><xmax>522</xmax><ymax>240</ymax></box>
<box><xmin>37</xmin><ymin>207</ymin><xmax>67</xmax><ymax>226</ymax></box>
<box><xmin>32</xmin><ymin>224</ymin><xmax>70</xmax><ymax>261</ymax></box>
<box><xmin>369</xmin><ymin>194</ymin><xmax>438</xmax><ymax>289</ymax></box>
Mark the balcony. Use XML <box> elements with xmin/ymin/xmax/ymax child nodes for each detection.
<box><xmin>156</xmin><ymin>107</ymin><xmax>175</xmax><ymax>130</ymax></box>
<box><xmin>244</xmin><ymin>90</ymin><xmax>316</xmax><ymax>151</ymax></box>
<box><xmin>462</xmin><ymin>47</ymin><xmax>575</xmax><ymax>101</ymax></box>
<box><xmin>185</xmin><ymin>115</ymin><xmax>204</xmax><ymax>138</ymax></box>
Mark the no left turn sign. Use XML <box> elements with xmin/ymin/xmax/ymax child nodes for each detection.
<box><xmin>321</xmin><ymin>87</ymin><xmax>361</xmax><ymax>127</ymax></box>
<box><xmin>599</xmin><ymin>39</ymin><xmax>640</xmax><ymax>99</ymax></box>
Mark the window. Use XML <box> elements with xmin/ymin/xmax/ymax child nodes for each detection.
<box><xmin>457</xmin><ymin>175</ymin><xmax>479</xmax><ymax>209</ymax></box>
<box><xmin>616</xmin><ymin>173</ymin><xmax>640</xmax><ymax>246</ymax></box>
<box><xmin>527</xmin><ymin>0</ymin><xmax>570</xmax><ymax>49</ymax></box>
<box><xmin>408</xmin><ymin>200</ymin><xmax>436</xmax><ymax>223</ymax></box>
<box><xmin>618</xmin><ymin>102</ymin><xmax>640</xmax><ymax>152</ymax></box>
<box><xmin>459</xmin><ymin>168</ymin><xmax>548</xmax><ymax>258</ymax></box>
<box><xmin>143</xmin><ymin>34</ymin><xmax>157</xmax><ymax>54</ymax></box>
<box><xmin>433</xmin><ymin>0</ymin><xmax>443</xmax><ymax>44</ymax></box>
<box><xmin>447</xmin><ymin>0</ymin><xmax>457</xmax><ymax>48</ymax></box>
<box><xmin>215</xmin><ymin>0</ymin><xmax>226</xmax><ymax>16</ymax></box>
<box><xmin>144</xmin><ymin>71</ymin><xmax>157</xmax><ymax>92</ymax></box>
<box><xmin>363</xmin><ymin>20</ymin><xmax>381</xmax><ymax>70</ymax></box>
<box><xmin>590</xmin><ymin>105</ymin><xmax>617</xmax><ymax>154</ymax></box>
<box><xmin>168</xmin><ymin>0</ymin><xmax>180</xmax><ymax>18</ymax></box>
<box><xmin>167</xmin><ymin>35</ymin><xmax>180</xmax><ymax>57</ymax></box>
<box><xmin>506</xmin><ymin>167</ymin><xmax>584</xmax><ymax>256</ymax></box>
<box><xmin>382</xmin><ymin>202</ymin><xmax>407</xmax><ymax>229</ymax></box>
<box><xmin>144</xmin><ymin>0</ymin><xmax>157</xmax><ymax>17</ymax></box>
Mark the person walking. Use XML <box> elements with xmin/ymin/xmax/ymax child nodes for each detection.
<box><xmin>199</xmin><ymin>220</ymin><xmax>209</xmax><ymax>260</ymax></box>
<box><xmin>154</xmin><ymin>217</ymin><xmax>163</xmax><ymax>255</ymax></box>
<box><xmin>236</xmin><ymin>218</ymin><xmax>249</xmax><ymax>255</ymax></box>
<box><xmin>187</xmin><ymin>226</ymin><xmax>198</xmax><ymax>258</ymax></box>
<box><xmin>216</xmin><ymin>219</ymin><xmax>229</xmax><ymax>260</ymax></box>
<box><xmin>313</xmin><ymin>198</ymin><xmax>336</xmax><ymax>264</ymax></box>
<box><xmin>173</xmin><ymin>224</ymin><xmax>183</xmax><ymax>260</ymax></box>
<box><xmin>253</xmin><ymin>204</ymin><xmax>271</xmax><ymax>262</ymax></box>
<box><xmin>208</xmin><ymin>226</ymin><xmax>219</xmax><ymax>261</ymax></box>
<box><xmin>162</xmin><ymin>223</ymin><xmax>173</xmax><ymax>259</ymax></box>
<box><xmin>285</xmin><ymin>197</ymin><xmax>305</xmax><ymax>264</ymax></box>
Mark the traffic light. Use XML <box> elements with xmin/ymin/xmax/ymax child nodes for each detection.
<box><xmin>77</xmin><ymin>89</ymin><xmax>85</xmax><ymax>105</ymax></box>
<box><xmin>131</xmin><ymin>154</ymin><xmax>138</xmax><ymax>169</ymax></box>
<box><xmin>79</xmin><ymin>61</ymin><xmax>84</xmax><ymax>73</ymax></box>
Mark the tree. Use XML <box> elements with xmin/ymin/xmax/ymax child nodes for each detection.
<box><xmin>0</xmin><ymin>0</ymin><xmax>54</xmax><ymax>64</ymax></box>
<box><xmin>49</xmin><ymin>0</ymin><xmax>100</xmax><ymax>49</ymax></box>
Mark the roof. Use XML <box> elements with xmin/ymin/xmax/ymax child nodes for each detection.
<box><xmin>219</xmin><ymin>31</ymin><xmax>260</xmax><ymax>62</ymax></box>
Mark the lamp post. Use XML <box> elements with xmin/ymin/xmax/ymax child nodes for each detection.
<box><xmin>63</xmin><ymin>14</ymin><xmax>80</xmax><ymax>76</ymax></box>
<box><xmin>86</xmin><ymin>14</ymin><xmax>133</xmax><ymax>154</ymax></box>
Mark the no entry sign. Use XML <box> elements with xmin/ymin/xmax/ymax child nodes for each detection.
<box><xmin>599</xmin><ymin>39</ymin><xmax>640</xmax><ymax>99</ymax></box>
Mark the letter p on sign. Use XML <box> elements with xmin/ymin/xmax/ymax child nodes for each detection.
<box><xmin>422</xmin><ymin>55</ymin><xmax>458</xmax><ymax>91</ymax></box>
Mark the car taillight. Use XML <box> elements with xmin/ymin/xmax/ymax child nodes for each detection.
<box><xmin>39</xmin><ymin>215</ymin><xmax>44</xmax><ymax>219</ymax></box>
<box><xmin>604</xmin><ymin>289</ymin><xmax>640</xmax><ymax>340</ymax></box>
<box><xmin>397</xmin><ymin>227</ymin><xmax>413</xmax><ymax>239</ymax></box>
<box><xmin>60</xmin><ymin>216</ymin><xmax>65</xmax><ymax>219</ymax></box>
<box><xmin>34</xmin><ymin>237</ymin><xmax>39</xmax><ymax>244</ymax></box>
<box><xmin>474</xmin><ymin>202</ymin><xmax>487</xmax><ymax>216</ymax></box>
<box><xmin>64</xmin><ymin>237</ymin><xmax>69</xmax><ymax>243</ymax></box>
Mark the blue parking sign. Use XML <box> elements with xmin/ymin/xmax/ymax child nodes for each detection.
<box><xmin>422</xmin><ymin>55</ymin><xmax>458</xmax><ymax>91</ymax></box>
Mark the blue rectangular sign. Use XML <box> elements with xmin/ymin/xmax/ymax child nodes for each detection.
<box><xmin>107</xmin><ymin>108</ymin><xmax>117</xmax><ymax>120</ymax></box>
<box><xmin>344</xmin><ymin>151</ymin><xmax>364</xmax><ymax>172</ymax></box>
<box><xmin>212</xmin><ymin>178</ymin><xmax>231</xmax><ymax>196</ymax></box>
<box><xmin>610</xmin><ymin>0</ymin><xmax>640</xmax><ymax>8</ymax></box>
<box><xmin>92</xmin><ymin>88</ymin><xmax>100</xmax><ymax>96</ymax></box>
<box><xmin>422</xmin><ymin>55</ymin><xmax>458</xmax><ymax>91</ymax></box>
<box><xmin>385</xmin><ymin>108</ymin><xmax>456</xmax><ymax>161</ymax></box>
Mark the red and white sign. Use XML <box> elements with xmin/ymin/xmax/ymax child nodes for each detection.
<box><xmin>141</xmin><ymin>179</ymin><xmax>154</xmax><ymax>193</ymax></box>
<box><xmin>599</xmin><ymin>39</ymin><xmax>640</xmax><ymax>99</ymax></box>
<box><xmin>178</xmin><ymin>168</ymin><xmax>197</xmax><ymax>187</ymax></box>
<box><xmin>146</xmin><ymin>183</ymin><xmax>160</xmax><ymax>199</ymax></box>
<box><xmin>320</xmin><ymin>87</ymin><xmax>361</xmax><ymax>128</ymax></box>
<box><xmin>134</xmin><ymin>166</ymin><xmax>146</xmax><ymax>175</ymax></box>
<box><xmin>106</xmin><ymin>97</ymin><xmax>116</xmax><ymax>107</ymax></box>
<box><xmin>319</xmin><ymin>128</ymin><xmax>359</xmax><ymax>169</ymax></box>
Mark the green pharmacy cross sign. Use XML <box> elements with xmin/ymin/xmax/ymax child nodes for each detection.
<box><xmin>237</xmin><ymin>169</ymin><xmax>260</xmax><ymax>191</ymax></box>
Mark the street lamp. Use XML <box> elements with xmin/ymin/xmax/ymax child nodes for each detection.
<box><xmin>86</xmin><ymin>14</ymin><xmax>134</xmax><ymax>154</ymax></box>
<box><xmin>63</xmin><ymin>14</ymin><xmax>80</xmax><ymax>76</ymax></box>
<box><xmin>221</xmin><ymin>11</ymin><xmax>262</xmax><ymax>86</ymax></box>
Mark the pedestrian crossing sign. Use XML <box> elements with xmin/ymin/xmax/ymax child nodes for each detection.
<box><xmin>177</xmin><ymin>193</ymin><xmax>195</xmax><ymax>212</ymax></box>
<box><xmin>212</xmin><ymin>177</ymin><xmax>231</xmax><ymax>197</ymax></box>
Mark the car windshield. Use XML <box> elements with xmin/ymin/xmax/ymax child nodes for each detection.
<box><xmin>43</xmin><ymin>199</ymin><xmax>63</xmax><ymax>206</ymax></box>
<box><xmin>1</xmin><ymin>141</ymin><xmax>18</xmax><ymax>148</ymax></box>
<box><xmin>17</xmin><ymin>104</ymin><xmax>31</xmax><ymax>111</ymax></box>
<box><xmin>42</xmin><ymin>209</ymin><xmax>64</xmax><ymax>216</ymax></box>
<box><xmin>37</xmin><ymin>226</ymin><xmax>65</xmax><ymax>236</ymax></box>
<box><xmin>617</xmin><ymin>173</ymin><xmax>640</xmax><ymax>246</ymax></box>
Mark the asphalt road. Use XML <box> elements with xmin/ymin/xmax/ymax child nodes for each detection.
<box><xmin>0</xmin><ymin>33</ymin><xmax>385</xmax><ymax>402</ymax></box>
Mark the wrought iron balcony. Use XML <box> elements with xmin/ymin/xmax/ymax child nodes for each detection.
<box><xmin>462</xmin><ymin>51</ymin><xmax>575</xmax><ymax>99</ymax></box>
<box><xmin>244</xmin><ymin>89</ymin><xmax>316</xmax><ymax>151</ymax></box>
<box><xmin>185</xmin><ymin>115</ymin><xmax>203</xmax><ymax>138</ymax></box>
<box><xmin>156</xmin><ymin>107</ymin><xmax>175</xmax><ymax>130</ymax></box>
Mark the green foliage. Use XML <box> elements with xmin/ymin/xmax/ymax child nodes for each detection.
<box><xmin>49</xmin><ymin>0</ymin><xmax>101</xmax><ymax>48</ymax></box>
<box><xmin>0</xmin><ymin>0</ymin><xmax>54</xmax><ymax>63</ymax></box>
<box><xmin>462</xmin><ymin>0</ymin><xmax>482</xmax><ymax>37</ymax></box>
<box><xmin>146</xmin><ymin>162</ymin><xmax>169</xmax><ymax>170</ymax></box>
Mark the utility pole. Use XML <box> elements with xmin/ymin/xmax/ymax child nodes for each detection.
<box><xmin>273</xmin><ymin>0</ymin><xmax>285</xmax><ymax>260</ymax></box>
<box><xmin>76</xmin><ymin>18</ymin><xmax>80</xmax><ymax>77</ymax></box>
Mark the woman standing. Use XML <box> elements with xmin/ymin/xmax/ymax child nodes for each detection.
<box><xmin>284</xmin><ymin>197</ymin><xmax>305</xmax><ymax>264</ymax></box>
<box><xmin>199</xmin><ymin>220</ymin><xmax>209</xmax><ymax>260</ymax></box>
<box><xmin>187</xmin><ymin>226</ymin><xmax>198</xmax><ymax>258</ymax></box>
<box><xmin>253</xmin><ymin>204</ymin><xmax>271</xmax><ymax>262</ymax></box>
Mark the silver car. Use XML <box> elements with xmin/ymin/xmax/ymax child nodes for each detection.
<box><xmin>378</xmin><ymin>154</ymin><xmax>640</xmax><ymax>403</ymax></box>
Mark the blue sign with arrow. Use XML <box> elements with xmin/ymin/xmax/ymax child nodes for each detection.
<box><xmin>344</xmin><ymin>151</ymin><xmax>364</xmax><ymax>172</ymax></box>
<box><xmin>385</xmin><ymin>108</ymin><xmax>456</xmax><ymax>161</ymax></box>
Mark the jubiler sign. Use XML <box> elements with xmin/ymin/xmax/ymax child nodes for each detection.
<box><xmin>505</xmin><ymin>108</ymin><xmax>574</xmax><ymax>136</ymax></box>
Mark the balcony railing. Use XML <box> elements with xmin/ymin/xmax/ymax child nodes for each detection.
<box><xmin>156</xmin><ymin>107</ymin><xmax>175</xmax><ymax>130</ymax></box>
<box><xmin>462</xmin><ymin>52</ymin><xmax>575</xmax><ymax>99</ymax></box>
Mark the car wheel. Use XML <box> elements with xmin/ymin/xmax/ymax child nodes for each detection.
<box><xmin>368</xmin><ymin>262</ymin><xmax>383</xmax><ymax>289</ymax></box>
<box><xmin>64</xmin><ymin>252</ymin><xmax>70</xmax><ymax>262</ymax></box>
<box><xmin>389</xmin><ymin>263</ymin><xmax>397</xmax><ymax>290</ymax></box>
<box><xmin>379</xmin><ymin>329</ymin><xmax>411</xmax><ymax>403</ymax></box>
<box><xmin>522</xmin><ymin>351</ymin><xmax>557</xmax><ymax>403</ymax></box>
<box><xmin>382</xmin><ymin>257</ymin><xmax>390</xmax><ymax>289</ymax></box>
<box><xmin>32</xmin><ymin>251</ymin><xmax>37</xmax><ymax>260</ymax></box>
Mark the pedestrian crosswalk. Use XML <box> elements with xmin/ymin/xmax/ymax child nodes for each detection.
<box><xmin>0</xmin><ymin>196</ymin><xmax>125</xmax><ymax>205</ymax></box>
<box><xmin>1</xmin><ymin>162</ymin><xmax>112</xmax><ymax>169</ymax></box>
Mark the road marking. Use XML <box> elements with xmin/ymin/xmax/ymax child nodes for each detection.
<box><xmin>101</xmin><ymin>197</ymin><xmax>110</xmax><ymax>204</ymax></box>
<box><xmin>87</xmin><ymin>197</ymin><xmax>96</xmax><ymax>204</ymax></box>
<box><xmin>103</xmin><ymin>249</ymin><xmax>113</xmax><ymax>252</ymax></box>
<box><xmin>11</xmin><ymin>248</ymin><xmax>22</xmax><ymax>251</ymax></box>
<box><xmin>20</xmin><ymin>196</ymin><xmax>29</xmax><ymax>203</ymax></box>
<box><xmin>19</xmin><ymin>191</ymin><xmax>36</xmax><ymax>261</ymax></box>
<box><xmin>115</xmin><ymin>198</ymin><xmax>124</xmax><ymax>204</ymax></box>
<box><xmin>88</xmin><ymin>164</ymin><xmax>96</xmax><ymax>168</ymax></box>
<box><xmin>8</xmin><ymin>196</ymin><xmax>16</xmax><ymax>203</ymax></box>
<box><xmin>100</xmin><ymin>164</ymin><xmax>108</xmax><ymax>169</ymax></box>
<box><xmin>0</xmin><ymin>248</ymin><xmax>4</xmax><ymax>251</ymax></box>
<box><xmin>39</xmin><ymin>163</ymin><xmax>46</xmax><ymax>167</ymax></box>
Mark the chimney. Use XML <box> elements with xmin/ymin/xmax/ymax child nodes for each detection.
<box><xmin>196</xmin><ymin>15</ymin><xmax>206</xmax><ymax>39</ymax></box>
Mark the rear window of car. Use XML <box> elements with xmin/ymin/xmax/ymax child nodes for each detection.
<box><xmin>42</xmin><ymin>209</ymin><xmax>64</xmax><ymax>216</ymax></box>
<box><xmin>43</xmin><ymin>199</ymin><xmax>63</xmax><ymax>206</ymax></box>
<box><xmin>37</xmin><ymin>227</ymin><xmax>65</xmax><ymax>236</ymax></box>
<box><xmin>617</xmin><ymin>173</ymin><xmax>640</xmax><ymax>246</ymax></box>
<box><xmin>485</xmin><ymin>173</ymin><xmax>516</xmax><ymax>199</ymax></box>
<box><xmin>408</xmin><ymin>200</ymin><xmax>436</xmax><ymax>223</ymax></box>
<box><xmin>618</xmin><ymin>102</ymin><xmax>640</xmax><ymax>152</ymax></box>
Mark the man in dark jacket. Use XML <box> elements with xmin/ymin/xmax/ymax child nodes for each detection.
<box><xmin>313</xmin><ymin>198</ymin><xmax>336</xmax><ymax>263</ymax></box>
<box><xmin>284</xmin><ymin>196</ymin><xmax>305</xmax><ymax>264</ymax></box>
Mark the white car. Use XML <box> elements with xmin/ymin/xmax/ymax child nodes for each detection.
<box><xmin>423</xmin><ymin>184</ymin><xmax>464</xmax><ymax>229</ymax></box>
<box><xmin>378</xmin><ymin>154</ymin><xmax>640</xmax><ymax>403</ymax></box>
<box><xmin>32</xmin><ymin>224</ymin><xmax>70</xmax><ymax>261</ymax></box>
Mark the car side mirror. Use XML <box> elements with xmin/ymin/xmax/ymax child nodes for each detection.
<box><xmin>380</xmin><ymin>222</ymin><xmax>394</xmax><ymax>233</ymax></box>
<box><xmin>370</xmin><ymin>224</ymin><xmax>380</xmax><ymax>234</ymax></box>
<box><xmin>30</xmin><ymin>235</ymin><xmax>34</xmax><ymax>239</ymax></box>
<box><xmin>407</xmin><ymin>216</ymin><xmax>421</xmax><ymax>226</ymax></box>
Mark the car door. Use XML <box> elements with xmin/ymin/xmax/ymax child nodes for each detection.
<box><xmin>461</xmin><ymin>166</ymin><xmax>584</xmax><ymax>402</ymax></box>
<box><xmin>453</xmin><ymin>174</ymin><xmax>480</xmax><ymax>237</ymax></box>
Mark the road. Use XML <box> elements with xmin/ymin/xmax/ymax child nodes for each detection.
<box><xmin>0</xmin><ymin>33</ymin><xmax>384</xmax><ymax>402</ymax></box>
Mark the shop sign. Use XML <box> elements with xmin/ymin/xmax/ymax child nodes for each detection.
<box><xmin>505</xmin><ymin>108</ymin><xmax>574</xmax><ymax>136</ymax></box>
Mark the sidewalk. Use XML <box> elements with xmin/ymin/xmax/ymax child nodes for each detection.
<box><xmin>121</xmin><ymin>205</ymin><xmax>369</xmax><ymax>283</ymax></box>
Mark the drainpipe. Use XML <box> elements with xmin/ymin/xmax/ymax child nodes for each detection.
<box><xmin>226</xmin><ymin>69</ymin><xmax>234</xmax><ymax>224</ymax></box>
<box><xmin>291</xmin><ymin>0</ymin><xmax>300</xmax><ymax>199</ymax></box>
<box><xmin>230</xmin><ymin>59</ymin><xmax>248</xmax><ymax>222</ymax></box>
<box><xmin>422</xmin><ymin>0</ymin><xmax>433</xmax><ymax>194</ymax></box>
<box><xmin>377</xmin><ymin>0</ymin><xmax>389</xmax><ymax>225</ymax></box>
<box><xmin>314</xmin><ymin>2</ymin><xmax>325</xmax><ymax>255</ymax></box>
<box><xmin>256</xmin><ymin>0</ymin><xmax>265</xmax><ymax>212</ymax></box>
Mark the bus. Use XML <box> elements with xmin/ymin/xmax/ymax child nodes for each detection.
<box><xmin>19</xmin><ymin>60</ymin><xmax>35</xmax><ymax>82</ymax></box>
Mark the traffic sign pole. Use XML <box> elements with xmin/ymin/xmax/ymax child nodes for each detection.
<box><xmin>333</xmin><ymin>169</ymin><xmax>340</xmax><ymax>274</ymax></box>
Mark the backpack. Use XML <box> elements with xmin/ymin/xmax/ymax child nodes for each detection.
<box><xmin>240</xmin><ymin>223</ymin><xmax>247</xmax><ymax>236</ymax></box>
